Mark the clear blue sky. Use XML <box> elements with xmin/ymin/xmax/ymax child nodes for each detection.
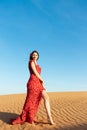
<box><xmin>0</xmin><ymin>0</ymin><xmax>87</xmax><ymax>95</ymax></box>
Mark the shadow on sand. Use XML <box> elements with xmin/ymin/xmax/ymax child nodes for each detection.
<box><xmin>0</xmin><ymin>112</ymin><xmax>87</xmax><ymax>130</ymax></box>
<box><xmin>0</xmin><ymin>112</ymin><xmax>18</xmax><ymax>124</ymax></box>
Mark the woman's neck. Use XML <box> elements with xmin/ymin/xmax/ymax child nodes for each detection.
<box><xmin>33</xmin><ymin>59</ymin><xmax>37</xmax><ymax>65</ymax></box>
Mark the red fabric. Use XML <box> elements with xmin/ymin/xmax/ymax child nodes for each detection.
<box><xmin>11</xmin><ymin>60</ymin><xmax>45</xmax><ymax>125</ymax></box>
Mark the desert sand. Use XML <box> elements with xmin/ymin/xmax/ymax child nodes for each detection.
<box><xmin>0</xmin><ymin>92</ymin><xmax>87</xmax><ymax>130</ymax></box>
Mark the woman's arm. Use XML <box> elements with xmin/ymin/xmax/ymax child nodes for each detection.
<box><xmin>30</xmin><ymin>61</ymin><xmax>44</xmax><ymax>83</ymax></box>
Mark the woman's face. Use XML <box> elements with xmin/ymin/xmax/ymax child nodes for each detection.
<box><xmin>32</xmin><ymin>52</ymin><xmax>38</xmax><ymax>60</ymax></box>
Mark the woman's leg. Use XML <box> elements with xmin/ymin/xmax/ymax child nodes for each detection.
<box><xmin>41</xmin><ymin>90</ymin><xmax>54</xmax><ymax>125</ymax></box>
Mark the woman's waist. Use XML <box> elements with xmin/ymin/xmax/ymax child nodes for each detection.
<box><xmin>27</xmin><ymin>76</ymin><xmax>41</xmax><ymax>86</ymax></box>
<box><xmin>29</xmin><ymin>75</ymin><xmax>40</xmax><ymax>81</ymax></box>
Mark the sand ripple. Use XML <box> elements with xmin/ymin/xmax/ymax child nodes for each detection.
<box><xmin>0</xmin><ymin>92</ymin><xmax>87</xmax><ymax>130</ymax></box>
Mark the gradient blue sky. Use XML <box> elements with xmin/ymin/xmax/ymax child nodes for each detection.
<box><xmin>0</xmin><ymin>0</ymin><xmax>87</xmax><ymax>95</ymax></box>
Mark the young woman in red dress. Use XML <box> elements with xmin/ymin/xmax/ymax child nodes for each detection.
<box><xmin>11</xmin><ymin>50</ymin><xmax>54</xmax><ymax>125</ymax></box>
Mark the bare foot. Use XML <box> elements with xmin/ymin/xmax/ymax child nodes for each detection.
<box><xmin>49</xmin><ymin>120</ymin><xmax>55</xmax><ymax>125</ymax></box>
<box><xmin>31</xmin><ymin>122</ymin><xmax>35</xmax><ymax>126</ymax></box>
<box><xmin>48</xmin><ymin>116</ymin><xmax>55</xmax><ymax>125</ymax></box>
<box><xmin>50</xmin><ymin>121</ymin><xmax>55</xmax><ymax>125</ymax></box>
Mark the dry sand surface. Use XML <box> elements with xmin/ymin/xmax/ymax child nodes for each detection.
<box><xmin>0</xmin><ymin>92</ymin><xmax>87</xmax><ymax>130</ymax></box>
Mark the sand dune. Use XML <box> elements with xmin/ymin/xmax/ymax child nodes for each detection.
<box><xmin>0</xmin><ymin>92</ymin><xmax>87</xmax><ymax>130</ymax></box>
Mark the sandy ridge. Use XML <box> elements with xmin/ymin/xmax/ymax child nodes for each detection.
<box><xmin>0</xmin><ymin>92</ymin><xmax>87</xmax><ymax>130</ymax></box>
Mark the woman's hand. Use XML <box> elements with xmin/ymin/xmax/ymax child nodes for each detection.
<box><xmin>42</xmin><ymin>82</ymin><xmax>46</xmax><ymax>89</ymax></box>
<box><xmin>42</xmin><ymin>82</ymin><xmax>44</xmax><ymax>86</ymax></box>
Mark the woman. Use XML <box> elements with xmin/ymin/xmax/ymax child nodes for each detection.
<box><xmin>11</xmin><ymin>50</ymin><xmax>54</xmax><ymax>125</ymax></box>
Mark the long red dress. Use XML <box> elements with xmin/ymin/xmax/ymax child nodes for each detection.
<box><xmin>11</xmin><ymin>60</ymin><xmax>45</xmax><ymax>124</ymax></box>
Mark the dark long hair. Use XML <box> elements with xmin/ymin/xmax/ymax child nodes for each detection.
<box><xmin>29</xmin><ymin>50</ymin><xmax>39</xmax><ymax>60</ymax></box>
